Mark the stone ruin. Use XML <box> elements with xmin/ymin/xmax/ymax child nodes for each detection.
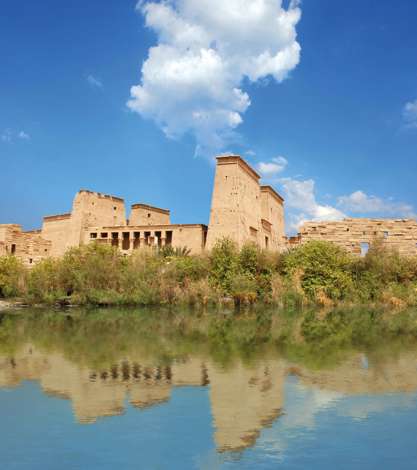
<box><xmin>1</xmin><ymin>155</ymin><xmax>416</xmax><ymax>265</ymax></box>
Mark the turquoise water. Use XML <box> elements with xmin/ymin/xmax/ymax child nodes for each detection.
<box><xmin>1</xmin><ymin>309</ymin><xmax>417</xmax><ymax>469</ymax></box>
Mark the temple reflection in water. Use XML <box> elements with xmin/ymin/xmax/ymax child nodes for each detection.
<box><xmin>1</xmin><ymin>343</ymin><xmax>417</xmax><ymax>453</ymax></box>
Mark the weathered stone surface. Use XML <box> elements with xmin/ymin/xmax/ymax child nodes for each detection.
<box><xmin>2</xmin><ymin>156</ymin><xmax>416</xmax><ymax>263</ymax></box>
<box><xmin>0</xmin><ymin>224</ymin><xmax>51</xmax><ymax>266</ymax></box>
<box><xmin>206</xmin><ymin>156</ymin><xmax>286</xmax><ymax>251</ymax></box>
<box><xmin>294</xmin><ymin>218</ymin><xmax>417</xmax><ymax>256</ymax></box>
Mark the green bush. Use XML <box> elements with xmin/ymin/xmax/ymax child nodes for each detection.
<box><xmin>282</xmin><ymin>241</ymin><xmax>354</xmax><ymax>301</ymax></box>
<box><xmin>230</xmin><ymin>273</ymin><xmax>258</xmax><ymax>305</ymax></box>
<box><xmin>0</xmin><ymin>256</ymin><xmax>26</xmax><ymax>298</ymax></box>
<box><xmin>2</xmin><ymin>237</ymin><xmax>417</xmax><ymax>309</ymax></box>
<box><xmin>209</xmin><ymin>238</ymin><xmax>239</xmax><ymax>294</ymax></box>
<box><xmin>26</xmin><ymin>258</ymin><xmax>65</xmax><ymax>303</ymax></box>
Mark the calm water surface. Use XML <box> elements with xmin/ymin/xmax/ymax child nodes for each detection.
<box><xmin>1</xmin><ymin>308</ymin><xmax>417</xmax><ymax>469</ymax></box>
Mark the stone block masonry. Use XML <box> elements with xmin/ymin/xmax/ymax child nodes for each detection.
<box><xmin>295</xmin><ymin>218</ymin><xmax>417</xmax><ymax>257</ymax></box>
<box><xmin>1</xmin><ymin>155</ymin><xmax>417</xmax><ymax>264</ymax></box>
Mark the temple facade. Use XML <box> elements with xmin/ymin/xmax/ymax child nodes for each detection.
<box><xmin>1</xmin><ymin>154</ymin><xmax>417</xmax><ymax>265</ymax></box>
<box><xmin>0</xmin><ymin>155</ymin><xmax>286</xmax><ymax>265</ymax></box>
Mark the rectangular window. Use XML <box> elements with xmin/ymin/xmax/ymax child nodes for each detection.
<box><xmin>90</xmin><ymin>233</ymin><xmax>97</xmax><ymax>239</ymax></box>
<box><xmin>122</xmin><ymin>232</ymin><xmax>130</xmax><ymax>250</ymax></box>
<box><xmin>166</xmin><ymin>231</ymin><xmax>173</xmax><ymax>246</ymax></box>
<box><xmin>155</xmin><ymin>231</ymin><xmax>162</xmax><ymax>248</ymax></box>
<box><xmin>11</xmin><ymin>244</ymin><xmax>16</xmax><ymax>254</ymax></box>
<box><xmin>111</xmin><ymin>232</ymin><xmax>119</xmax><ymax>247</ymax></box>
<box><xmin>101</xmin><ymin>232</ymin><xmax>108</xmax><ymax>238</ymax></box>
<box><xmin>133</xmin><ymin>232</ymin><xmax>140</xmax><ymax>249</ymax></box>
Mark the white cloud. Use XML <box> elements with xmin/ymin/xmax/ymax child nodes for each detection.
<box><xmin>338</xmin><ymin>190</ymin><xmax>416</xmax><ymax>218</ymax></box>
<box><xmin>257</xmin><ymin>156</ymin><xmax>288</xmax><ymax>176</ymax></box>
<box><xmin>403</xmin><ymin>99</ymin><xmax>417</xmax><ymax>129</ymax></box>
<box><xmin>128</xmin><ymin>0</ymin><xmax>301</xmax><ymax>156</ymax></box>
<box><xmin>18</xmin><ymin>131</ymin><xmax>30</xmax><ymax>140</ymax></box>
<box><xmin>280</xmin><ymin>177</ymin><xmax>346</xmax><ymax>232</ymax></box>
<box><xmin>87</xmin><ymin>74</ymin><xmax>103</xmax><ymax>88</ymax></box>
<box><xmin>1</xmin><ymin>129</ymin><xmax>30</xmax><ymax>143</ymax></box>
<box><xmin>1</xmin><ymin>129</ymin><xmax>12</xmax><ymax>143</ymax></box>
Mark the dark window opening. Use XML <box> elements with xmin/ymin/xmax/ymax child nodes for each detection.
<box><xmin>122</xmin><ymin>232</ymin><xmax>130</xmax><ymax>250</ymax></box>
<box><xmin>384</xmin><ymin>231</ymin><xmax>389</xmax><ymax>239</ymax></box>
<box><xmin>265</xmin><ymin>236</ymin><xmax>269</xmax><ymax>249</ymax></box>
<box><xmin>155</xmin><ymin>231</ymin><xmax>162</xmax><ymax>248</ymax></box>
<box><xmin>113</xmin><ymin>206</ymin><xmax>117</xmax><ymax>211</ymax></box>
<box><xmin>111</xmin><ymin>232</ymin><xmax>119</xmax><ymax>247</ymax></box>
<box><xmin>29</xmin><ymin>258</ymin><xmax>33</xmax><ymax>264</ymax></box>
<box><xmin>101</xmin><ymin>232</ymin><xmax>108</xmax><ymax>238</ymax></box>
<box><xmin>90</xmin><ymin>233</ymin><xmax>97</xmax><ymax>239</ymax></box>
<box><xmin>166</xmin><ymin>231</ymin><xmax>173</xmax><ymax>246</ymax></box>
<box><xmin>147</xmin><ymin>213</ymin><xmax>151</xmax><ymax>218</ymax></box>
<box><xmin>11</xmin><ymin>244</ymin><xmax>16</xmax><ymax>254</ymax></box>
<box><xmin>133</xmin><ymin>232</ymin><xmax>140</xmax><ymax>249</ymax></box>
<box><xmin>144</xmin><ymin>231</ymin><xmax>151</xmax><ymax>245</ymax></box>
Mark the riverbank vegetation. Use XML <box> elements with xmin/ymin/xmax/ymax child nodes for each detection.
<box><xmin>1</xmin><ymin>239</ymin><xmax>417</xmax><ymax>309</ymax></box>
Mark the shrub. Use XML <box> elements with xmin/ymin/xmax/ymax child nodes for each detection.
<box><xmin>282</xmin><ymin>241</ymin><xmax>354</xmax><ymax>300</ymax></box>
<box><xmin>230</xmin><ymin>273</ymin><xmax>258</xmax><ymax>305</ymax></box>
<box><xmin>0</xmin><ymin>256</ymin><xmax>26</xmax><ymax>298</ymax></box>
<box><xmin>209</xmin><ymin>238</ymin><xmax>239</xmax><ymax>294</ymax></box>
<box><xmin>26</xmin><ymin>258</ymin><xmax>64</xmax><ymax>303</ymax></box>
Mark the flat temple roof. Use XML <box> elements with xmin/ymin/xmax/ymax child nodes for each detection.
<box><xmin>216</xmin><ymin>155</ymin><xmax>261</xmax><ymax>181</ymax></box>
<box><xmin>43</xmin><ymin>213</ymin><xmax>71</xmax><ymax>222</ymax></box>
<box><xmin>130</xmin><ymin>203</ymin><xmax>170</xmax><ymax>215</ymax></box>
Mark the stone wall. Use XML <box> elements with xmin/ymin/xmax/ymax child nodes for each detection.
<box><xmin>41</xmin><ymin>190</ymin><xmax>127</xmax><ymax>257</ymax></box>
<box><xmin>129</xmin><ymin>204</ymin><xmax>170</xmax><ymax>226</ymax></box>
<box><xmin>0</xmin><ymin>224</ymin><xmax>51</xmax><ymax>265</ymax></box>
<box><xmin>260</xmin><ymin>186</ymin><xmax>286</xmax><ymax>250</ymax></box>
<box><xmin>206</xmin><ymin>156</ymin><xmax>286</xmax><ymax>251</ymax></box>
<box><xmin>296</xmin><ymin>218</ymin><xmax>417</xmax><ymax>256</ymax></box>
<box><xmin>41</xmin><ymin>214</ymin><xmax>72</xmax><ymax>257</ymax></box>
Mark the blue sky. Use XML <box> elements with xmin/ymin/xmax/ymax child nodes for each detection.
<box><xmin>1</xmin><ymin>0</ymin><xmax>417</xmax><ymax>232</ymax></box>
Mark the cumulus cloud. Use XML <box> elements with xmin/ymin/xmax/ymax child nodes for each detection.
<box><xmin>18</xmin><ymin>131</ymin><xmax>30</xmax><ymax>140</ymax></box>
<box><xmin>258</xmin><ymin>154</ymin><xmax>417</xmax><ymax>233</ymax></box>
<box><xmin>128</xmin><ymin>0</ymin><xmax>302</xmax><ymax>156</ymax></box>
<box><xmin>87</xmin><ymin>74</ymin><xmax>103</xmax><ymax>88</ymax></box>
<box><xmin>338</xmin><ymin>190</ymin><xmax>416</xmax><ymax>218</ymax></box>
<box><xmin>1</xmin><ymin>129</ymin><xmax>30</xmax><ymax>143</ymax></box>
<box><xmin>280</xmin><ymin>177</ymin><xmax>346</xmax><ymax>231</ymax></box>
<box><xmin>257</xmin><ymin>156</ymin><xmax>288</xmax><ymax>176</ymax></box>
<box><xmin>403</xmin><ymin>99</ymin><xmax>417</xmax><ymax>129</ymax></box>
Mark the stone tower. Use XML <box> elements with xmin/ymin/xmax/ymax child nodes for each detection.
<box><xmin>41</xmin><ymin>190</ymin><xmax>126</xmax><ymax>256</ymax></box>
<box><xmin>206</xmin><ymin>155</ymin><xmax>285</xmax><ymax>251</ymax></box>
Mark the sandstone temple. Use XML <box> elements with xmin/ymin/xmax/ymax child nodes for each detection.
<box><xmin>1</xmin><ymin>155</ymin><xmax>417</xmax><ymax>265</ymax></box>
